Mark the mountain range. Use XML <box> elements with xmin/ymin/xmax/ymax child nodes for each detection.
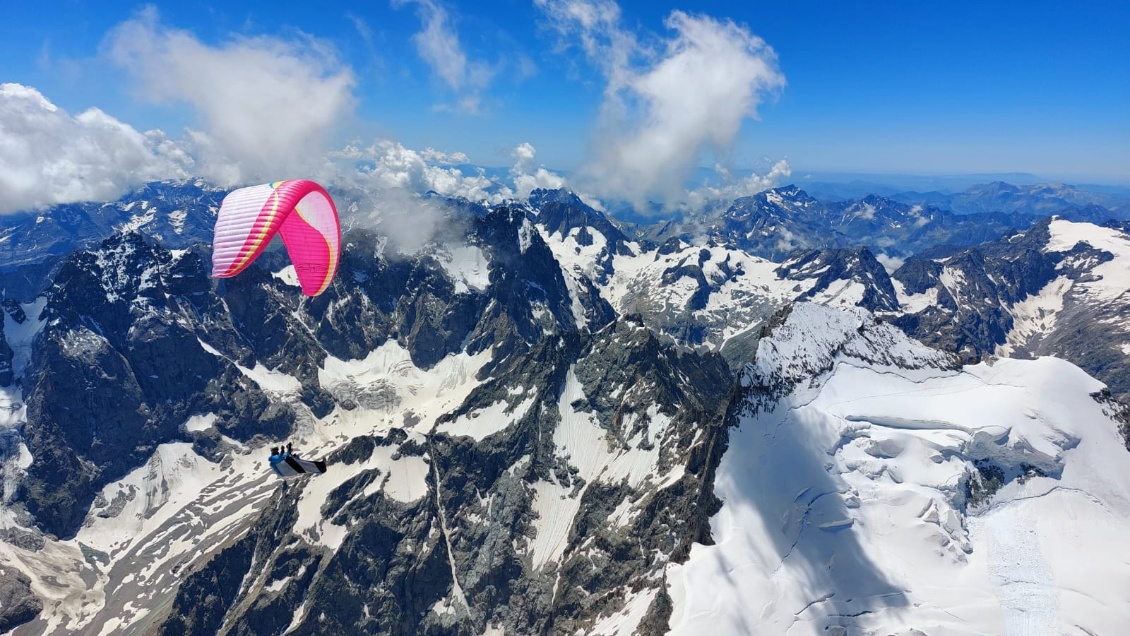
<box><xmin>890</xmin><ymin>181</ymin><xmax>1130</xmax><ymax>218</ymax></box>
<box><xmin>0</xmin><ymin>179</ymin><xmax>1127</xmax><ymax>635</ymax></box>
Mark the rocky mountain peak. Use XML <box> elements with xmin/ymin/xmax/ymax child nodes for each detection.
<box><xmin>531</xmin><ymin>192</ymin><xmax>634</xmax><ymax>258</ymax></box>
<box><xmin>777</xmin><ymin>246</ymin><xmax>899</xmax><ymax>312</ymax></box>
<box><xmin>741</xmin><ymin>303</ymin><xmax>957</xmax><ymax>402</ymax></box>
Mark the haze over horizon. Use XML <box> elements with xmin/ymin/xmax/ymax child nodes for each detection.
<box><xmin>1</xmin><ymin>0</ymin><xmax>1127</xmax><ymax>214</ymax></box>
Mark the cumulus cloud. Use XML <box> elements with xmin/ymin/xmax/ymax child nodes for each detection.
<box><xmin>329</xmin><ymin>140</ymin><xmax>495</xmax><ymax>252</ymax></box>
<box><xmin>875</xmin><ymin>253</ymin><xmax>906</xmax><ymax>274</ymax></box>
<box><xmin>364</xmin><ymin>186</ymin><xmax>456</xmax><ymax>255</ymax></box>
<box><xmin>684</xmin><ymin>159</ymin><xmax>791</xmax><ymax>210</ymax></box>
<box><xmin>337</xmin><ymin>140</ymin><xmax>497</xmax><ymax>200</ymax></box>
<box><xmin>105</xmin><ymin>7</ymin><xmax>355</xmax><ymax>186</ymax></box>
<box><xmin>509</xmin><ymin>142</ymin><xmax>567</xmax><ymax>200</ymax></box>
<box><xmin>0</xmin><ymin>83</ymin><xmax>190</xmax><ymax>214</ymax></box>
<box><xmin>535</xmin><ymin>1</ymin><xmax>786</xmax><ymax>208</ymax></box>
<box><xmin>328</xmin><ymin>140</ymin><xmax>580</xmax><ymax>252</ymax></box>
<box><xmin>335</xmin><ymin>140</ymin><xmax>572</xmax><ymax>205</ymax></box>
<box><xmin>393</xmin><ymin>0</ymin><xmax>494</xmax><ymax>113</ymax></box>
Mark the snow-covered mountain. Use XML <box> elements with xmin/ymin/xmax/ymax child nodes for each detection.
<box><xmin>625</xmin><ymin>185</ymin><xmax>1041</xmax><ymax>262</ymax></box>
<box><xmin>670</xmin><ymin>303</ymin><xmax>1130</xmax><ymax>635</ymax></box>
<box><xmin>0</xmin><ymin>180</ymin><xmax>226</xmax><ymax>301</ymax></box>
<box><xmin>0</xmin><ymin>214</ymin><xmax>734</xmax><ymax>634</ymax></box>
<box><xmin>890</xmin><ymin>217</ymin><xmax>1130</xmax><ymax>402</ymax></box>
<box><xmin>532</xmin><ymin>196</ymin><xmax>904</xmax><ymax>367</ymax></box>
<box><xmin>0</xmin><ymin>183</ymin><xmax>1128</xmax><ymax>635</ymax></box>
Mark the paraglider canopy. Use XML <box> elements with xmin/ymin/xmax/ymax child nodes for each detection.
<box><xmin>212</xmin><ymin>179</ymin><xmax>341</xmax><ymax>296</ymax></box>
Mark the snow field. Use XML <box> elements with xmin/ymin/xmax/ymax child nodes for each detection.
<box><xmin>891</xmin><ymin>279</ymin><xmax>939</xmax><ymax>315</ymax></box>
<box><xmin>529</xmin><ymin>366</ymin><xmax>681</xmax><ymax>591</ymax></box>
<box><xmin>436</xmin><ymin>394</ymin><xmax>535</xmax><ymax>441</ymax></box>
<box><xmin>537</xmin><ymin>225</ymin><xmax>617</xmax><ymax>330</ymax></box>
<box><xmin>437</xmin><ymin>243</ymin><xmax>490</xmax><ymax>294</ymax></box>
<box><xmin>605</xmin><ymin>242</ymin><xmax>795</xmax><ymax>346</ymax></box>
<box><xmin>587</xmin><ymin>587</ymin><xmax>658</xmax><ymax>636</ymax></box>
<box><xmin>198</xmin><ymin>338</ymin><xmax>302</xmax><ymax>395</ymax></box>
<box><xmin>3</xmin><ymin>297</ymin><xmax>47</xmax><ymax>378</ymax></box>
<box><xmin>1047</xmin><ymin>219</ymin><xmax>1130</xmax><ymax>303</ymax></box>
<box><xmin>2</xmin><ymin>338</ymin><xmax>492</xmax><ymax>634</ymax></box>
<box><xmin>292</xmin><ymin>433</ymin><xmax>430</xmax><ymax>551</ymax></box>
<box><xmin>671</xmin><ymin>313</ymin><xmax>1130</xmax><ymax>636</ymax></box>
<box><xmin>997</xmin><ymin>276</ymin><xmax>1072</xmax><ymax>356</ymax></box>
<box><xmin>272</xmin><ymin>264</ymin><xmax>301</xmax><ymax>288</ymax></box>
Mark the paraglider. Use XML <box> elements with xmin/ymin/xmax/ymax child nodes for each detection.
<box><xmin>268</xmin><ymin>442</ymin><xmax>327</xmax><ymax>478</ymax></box>
<box><xmin>211</xmin><ymin>180</ymin><xmax>341</xmax><ymax>296</ymax></box>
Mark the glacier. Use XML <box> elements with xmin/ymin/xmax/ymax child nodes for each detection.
<box><xmin>669</xmin><ymin>303</ymin><xmax>1130</xmax><ymax>636</ymax></box>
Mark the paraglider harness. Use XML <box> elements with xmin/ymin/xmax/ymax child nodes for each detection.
<box><xmin>268</xmin><ymin>442</ymin><xmax>327</xmax><ymax>477</ymax></box>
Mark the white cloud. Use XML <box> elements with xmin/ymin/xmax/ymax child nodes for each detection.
<box><xmin>684</xmin><ymin>159</ymin><xmax>792</xmax><ymax>211</ymax></box>
<box><xmin>328</xmin><ymin>140</ymin><xmax>498</xmax><ymax>253</ymax></box>
<box><xmin>512</xmin><ymin>142</ymin><xmax>538</xmax><ymax>171</ymax></box>
<box><xmin>0</xmin><ymin>83</ymin><xmax>190</xmax><ymax>214</ymax></box>
<box><xmin>421</xmin><ymin>147</ymin><xmax>469</xmax><ymax>164</ymax></box>
<box><xmin>536</xmin><ymin>0</ymin><xmax>640</xmax><ymax>93</ymax></box>
<box><xmin>393</xmin><ymin>0</ymin><xmax>494</xmax><ymax>114</ymax></box>
<box><xmin>535</xmin><ymin>2</ymin><xmax>786</xmax><ymax>208</ymax></box>
<box><xmin>105</xmin><ymin>7</ymin><xmax>355</xmax><ymax>186</ymax></box>
<box><xmin>328</xmin><ymin>140</ymin><xmax>580</xmax><ymax>252</ymax></box>
<box><xmin>340</xmin><ymin>140</ymin><xmax>497</xmax><ymax>200</ymax></box>
<box><xmin>335</xmin><ymin>140</ymin><xmax>571</xmax><ymax>205</ymax></box>
<box><xmin>364</xmin><ymin>186</ymin><xmax>454</xmax><ymax>255</ymax></box>
<box><xmin>347</xmin><ymin>12</ymin><xmax>376</xmax><ymax>48</ymax></box>
<box><xmin>509</xmin><ymin>143</ymin><xmax>567</xmax><ymax>200</ymax></box>
<box><xmin>876</xmin><ymin>253</ymin><xmax>906</xmax><ymax>274</ymax></box>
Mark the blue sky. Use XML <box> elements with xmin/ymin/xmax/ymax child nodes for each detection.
<box><xmin>1</xmin><ymin>0</ymin><xmax>1127</xmax><ymax>213</ymax></box>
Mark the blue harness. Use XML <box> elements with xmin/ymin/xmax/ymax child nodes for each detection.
<box><xmin>268</xmin><ymin>452</ymin><xmax>290</xmax><ymax>476</ymax></box>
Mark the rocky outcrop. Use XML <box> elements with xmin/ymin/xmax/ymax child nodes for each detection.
<box><xmin>0</xmin><ymin>567</ymin><xmax>41</xmax><ymax>633</ymax></box>
<box><xmin>890</xmin><ymin>219</ymin><xmax>1060</xmax><ymax>362</ymax></box>
<box><xmin>777</xmin><ymin>247</ymin><xmax>899</xmax><ymax>312</ymax></box>
<box><xmin>0</xmin><ymin>317</ymin><xmax>11</xmax><ymax>388</ymax></box>
<box><xmin>154</xmin><ymin>313</ymin><xmax>733</xmax><ymax>635</ymax></box>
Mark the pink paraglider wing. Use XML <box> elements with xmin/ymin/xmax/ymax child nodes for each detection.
<box><xmin>211</xmin><ymin>180</ymin><xmax>341</xmax><ymax>296</ymax></box>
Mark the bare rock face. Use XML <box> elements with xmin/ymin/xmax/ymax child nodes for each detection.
<box><xmin>889</xmin><ymin>219</ymin><xmax>1060</xmax><ymax>363</ymax></box>
<box><xmin>155</xmin><ymin>313</ymin><xmax>733</xmax><ymax>635</ymax></box>
<box><xmin>891</xmin><ymin>218</ymin><xmax>1130</xmax><ymax>402</ymax></box>
<box><xmin>777</xmin><ymin>247</ymin><xmax>899</xmax><ymax>312</ymax></box>
<box><xmin>0</xmin><ymin>567</ymin><xmax>41</xmax><ymax>633</ymax></box>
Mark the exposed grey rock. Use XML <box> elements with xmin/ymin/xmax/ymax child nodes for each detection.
<box><xmin>890</xmin><ymin>219</ymin><xmax>1059</xmax><ymax>363</ymax></box>
<box><xmin>777</xmin><ymin>247</ymin><xmax>899</xmax><ymax>312</ymax></box>
<box><xmin>0</xmin><ymin>316</ymin><xmax>11</xmax><ymax>388</ymax></box>
<box><xmin>0</xmin><ymin>566</ymin><xmax>41</xmax><ymax>633</ymax></box>
<box><xmin>889</xmin><ymin>219</ymin><xmax>1130</xmax><ymax>403</ymax></box>
<box><xmin>0</xmin><ymin>527</ymin><xmax>44</xmax><ymax>552</ymax></box>
<box><xmin>93</xmin><ymin>485</ymin><xmax>136</xmax><ymax>519</ymax></box>
<box><xmin>153</xmin><ymin>315</ymin><xmax>733</xmax><ymax>635</ymax></box>
<box><xmin>1093</xmin><ymin>389</ymin><xmax>1130</xmax><ymax>452</ymax></box>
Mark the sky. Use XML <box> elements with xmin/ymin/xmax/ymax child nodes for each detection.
<box><xmin>0</xmin><ymin>0</ymin><xmax>1127</xmax><ymax>215</ymax></box>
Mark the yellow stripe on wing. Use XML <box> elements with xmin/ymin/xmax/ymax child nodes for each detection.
<box><xmin>314</xmin><ymin>228</ymin><xmax>338</xmax><ymax>295</ymax></box>
<box><xmin>230</xmin><ymin>181</ymin><xmax>286</xmax><ymax>274</ymax></box>
<box><xmin>291</xmin><ymin>196</ymin><xmax>339</xmax><ymax>296</ymax></box>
